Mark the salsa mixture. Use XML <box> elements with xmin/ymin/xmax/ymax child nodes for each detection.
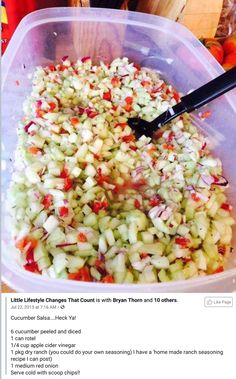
<box><xmin>9</xmin><ymin>57</ymin><xmax>235</xmax><ymax>284</ymax></box>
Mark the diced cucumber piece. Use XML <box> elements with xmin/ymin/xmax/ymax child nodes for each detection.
<box><xmin>53</xmin><ymin>253</ymin><xmax>67</xmax><ymax>275</ymax></box>
<box><xmin>90</xmin><ymin>267</ymin><xmax>101</xmax><ymax>281</ymax></box>
<box><xmin>34</xmin><ymin>242</ymin><xmax>48</xmax><ymax>262</ymax></box>
<box><xmin>192</xmin><ymin>249</ymin><xmax>207</xmax><ymax>270</ymax></box>
<box><xmin>183</xmin><ymin>261</ymin><xmax>198</xmax><ymax>279</ymax></box>
<box><xmin>98</xmin><ymin>235</ymin><xmax>108</xmax><ymax>253</ymax></box>
<box><xmin>128</xmin><ymin>222</ymin><xmax>138</xmax><ymax>244</ymax></box>
<box><xmin>67</xmin><ymin>256</ymin><xmax>85</xmax><ymax>273</ymax></box>
<box><xmin>141</xmin><ymin>231</ymin><xmax>154</xmax><ymax>244</ymax></box>
<box><xmin>169</xmin><ymin>261</ymin><xmax>184</xmax><ymax>273</ymax></box>
<box><xmin>43</xmin><ymin>215</ymin><xmax>59</xmax><ymax>234</ymax></box>
<box><xmin>37</xmin><ymin>256</ymin><xmax>51</xmax><ymax>270</ymax></box>
<box><xmin>126</xmin><ymin>210</ymin><xmax>148</xmax><ymax>231</ymax></box>
<box><xmin>104</xmin><ymin>229</ymin><xmax>115</xmax><ymax>246</ymax></box>
<box><xmin>158</xmin><ymin>269</ymin><xmax>170</xmax><ymax>282</ymax></box>
<box><xmin>151</xmin><ymin>256</ymin><xmax>170</xmax><ymax>269</ymax></box>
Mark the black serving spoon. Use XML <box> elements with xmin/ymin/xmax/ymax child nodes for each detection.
<box><xmin>128</xmin><ymin>66</ymin><xmax>236</xmax><ymax>138</ymax></box>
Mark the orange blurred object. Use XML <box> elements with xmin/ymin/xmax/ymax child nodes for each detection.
<box><xmin>223</xmin><ymin>51</ymin><xmax>236</xmax><ymax>66</ymax></box>
<box><xmin>223</xmin><ymin>35</ymin><xmax>236</xmax><ymax>54</ymax></box>
<box><xmin>204</xmin><ymin>38</ymin><xmax>224</xmax><ymax>64</ymax></box>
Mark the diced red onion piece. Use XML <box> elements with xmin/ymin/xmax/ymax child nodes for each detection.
<box><xmin>24</xmin><ymin>121</ymin><xmax>35</xmax><ymax>133</ymax></box>
<box><xmin>55</xmin><ymin>243</ymin><xmax>77</xmax><ymax>248</ymax></box>
<box><xmin>201</xmin><ymin>174</ymin><xmax>215</xmax><ymax>186</ymax></box>
<box><xmin>213</xmin><ymin>176</ymin><xmax>228</xmax><ymax>186</ymax></box>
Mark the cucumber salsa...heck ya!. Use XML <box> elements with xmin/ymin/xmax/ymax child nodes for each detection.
<box><xmin>9</xmin><ymin>57</ymin><xmax>235</xmax><ymax>284</ymax></box>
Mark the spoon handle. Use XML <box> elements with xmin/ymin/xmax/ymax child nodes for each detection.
<box><xmin>180</xmin><ymin>66</ymin><xmax>236</xmax><ymax>112</ymax></box>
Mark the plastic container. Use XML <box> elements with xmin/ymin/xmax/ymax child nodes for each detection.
<box><xmin>2</xmin><ymin>7</ymin><xmax>236</xmax><ymax>293</ymax></box>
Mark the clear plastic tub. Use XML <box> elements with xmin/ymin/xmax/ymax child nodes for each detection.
<box><xmin>2</xmin><ymin>7</ymin><xmax>236</xmax><ymax>293</ymax></box>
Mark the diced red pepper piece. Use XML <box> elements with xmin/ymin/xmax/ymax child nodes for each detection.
<box><xmin>48</xmin><ymin>102</ymin><xmax>56</xmax><ymax>112</ymax></box>
<box><xmin>130</xmin><ymin>145</ymin><xmax>137</xmax><ymax>151</ymax></box>
<box><xmin>151</xmin><ymin>158</ymin><xmax>157</xmax><ymax>168</ymax></box>
<box><xmin>167</xmin><ymin>131</ymin><xmax>174</xmax><ymax>142</ymax></box>
<box><xmin>28</xmin><ymin>146</ymin><xmax>42</xmax><ymax>155</ymax></box>
<box><xmin>81</xmin><ymin>56</ymin><xmax>91</xmax><ymax>63</ymax></box>
<box><xmin>220</xmin><ymin>203</ymin><xmax>232</xmax><ymax>211</ymax></box>
<box><xmin>125</xmin><ymin>96</ymin><xmax>133</xmax><ymax>104</ymax></box>
<box><xmin>152</xmin><ymin>83</ymin><xmax>166</xmax><ymax>93</ymax></box>
<box><xmin>140</xmin><ymin>252</ymin><xmax>149</xmax><ymax>259</ymax></box>
<box><xmin>161</xmin><ymin>94</ymin><xmax>169</xmax><ymax>100</ymax></box>
<box><xmin>68</xmin><ymin>266</ymin><xmax>92</xmax><ymax>282</ymax></box>
<box><xmin>103</xmin><ymin>90</ymin><xmax>111</xmax><ymax>101</ymax></box>
<box><xmin>166</xmin><ymin>87</ymin><xmax>171</xmax><ymax>95</ymax></box>
<box><xmin>78</xmin><ymin>233</ymin><xmax>87</xmax><ymax>242</ymax></box>
<box><xmin>35</xmin><ymin>109</ymin><xmax>45</xmax><ymax>118</ymax></box>
<box><xmin>133</xmin><ymin>63</ymin><xmax>141</xmax><ymax>71</ymax></box>
<box><xmin>81</xmin><ymin>162</ymin><xmax>88</xmax><ymax>169</ymax></box>
<box><xmin>87</xmin><ymin>110</ymin><xmax>98</xmax><ymax>119</ymax></box>
<box><xmin>102</xmin><ymin>274</ymin><xmax>114</xmax><ymax>283</ymax></box>
<box><xmin>26</xmin><ymin>249</ymin><xmax>34</xmax><ymax>264</ymax></box>
<box><xmin>59</xmin><ymin>166</ymin><xmax>69</xmax><ymax>178</ymax></box>
<box><xmin>212</xmin><ymin>175</ymin><xmax>219</xmax><ymax>183</ymax></box>
<box><xmin>124</xmin><ymin>104</ymin><xmax>132</xmax><ymax>112</ymax></box>
<box><xmin>24</xmin><ymin>261</ymin><xmax>40</xmax><ymax>273</ymax></box>
<box><xmin>59</xmin><ymin>206</ymin><xmax>69</xmax><ymax>217</ymax></box>
<box><xmin>16</xmin><ymin>237</ymin><xmax>37</xmax><ymax>254</ymax></box>
<box><xmin>213</xmin><ymin>266</ymin><xmax>224</xmax><ymax>274</ymax></box>
<box><xmin>141</xmin><ymin>80</ymin><xmax>151</xmax><ymax>87</ymax></box>
<box><xmin>49</xmin><ymin>64</ymin><xmax>56</xmax><ymax>72</ymax></box>
<box><xmin>149</xmin><ymin>194</ymin><xmax>162</xmax><ymax>207</ymax></box>
<box><xmin>132</xmin><ymin>178</ymin><xmax>147</xmax><ymax>189</ymax></box>
<box><xmin>154</xmin><ymin>130</ymin><xmax>164</xmax><ymax>139</ymax></box>
<box><xmin>93</xmin><ymin>153</ymin><xmax>101</xmax><ymax>160</ymax></box>
<box><xmin>96</xmin><ymin>168</ymin><xmax>110</xmax><ymax>185</ymax></box>
<box><xmin>201</xmin><ymin>111</ymin><xmax>211</xmax><ymax>119</ymax></box>
<box><xmin>134</xmin><ymin>199</ymin><xmax>141</xmax><ymax>209</ymax></box>
<box><xmin>70</xmin><ymin>117</ymin><xmax>79</xmax><ymax>126</ymax></box>
<box><xmin>148</xmin><ymin>146</ymin><xmax>157</xmax><ymax>154</ymax></box>
<box><xmin>15</xmin><ymin>238</ymin><xmax>27</xmax><ymax>252</ymax></box>
<box><xmin>122</xmin><ymin>134</ymin><xmax>136</xmax><ymax>143</ymax></box>
<box><xmin>95</xmin><ymin>259</ymin><xmax>104</xmax><ymax>270</ymax></box>
<box><xmin>64</xmin><ymin>177</ymin><xmax>73</xmax><ymax>192</ymax></box>
<box><xmin>91</xmin><ymin>200</ymin><xmax>108</xmax><ymax>214</ymax></box>
<box><xmin>112</xmin><ymin>105</ymin><xmax>118</xmax><ymax>111</ymax></box>
<box><xmin>173</xmin><ymin>92</ymin><xmax>180</xmax><ymax>102</ymax></box>
<box><xmin>111</xmin><ymin>77</ymin><xmax>120</xmax><ymax>87</ymax></box>
<box><xmin>42</xmin><ymin>194</ymin><xmax>53</xmax><ymax>209</ymax></box>
<box><xmin>163</xmin><ymin>143</ymin><xmax>174</xmax><ymax>150</ymax></box>
<box><xmin>175</xmin><ymin>237</ymin><xmax>190</xmax><ymax>248</ymax></box>
<box><xmin>59</xmin><ymin>65</ymin><xmax>68</xmax><ymax>71</ymax></box>
<box><xmin>191</xmin><ymin>193</ymin><xmax>200</xmax><ymax>202</ymax></box>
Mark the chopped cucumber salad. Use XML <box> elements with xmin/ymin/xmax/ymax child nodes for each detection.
<box><xmin>9</xmin><ymin>57</ymin><xmax>234</xmax><ymax>284</ymax></box>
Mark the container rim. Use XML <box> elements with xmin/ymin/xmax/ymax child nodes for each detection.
<box><xmin>2</xmin><ymin>252</ymin><xmax>236</xmax><ymax>293</ymax></box>
<box><xmin>1</xmin><ymin>7</ymin><xmax>226</xmax><ymax>85</ymax></box>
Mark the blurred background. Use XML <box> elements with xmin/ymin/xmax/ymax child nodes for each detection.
<box><xmin>1</xmin><ymin>0</ymin><xmax>236</xmax><ymax>54</ymax></box>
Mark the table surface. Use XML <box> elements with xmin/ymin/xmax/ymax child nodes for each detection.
<box><xmin>2</xmin><ymin>283</ymin><xmax>15</xmax><ymax>293</ymax></box>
